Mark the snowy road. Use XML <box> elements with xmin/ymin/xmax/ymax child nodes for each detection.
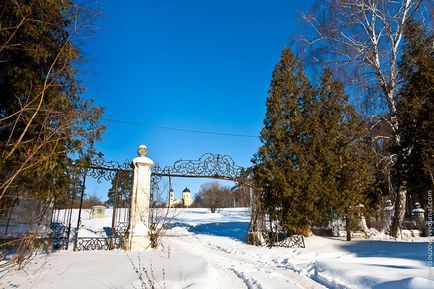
<box><xmin>166</xmin><ymin>229</ymin><xmax>325</xmax><ymax>289</ymax></box>
<box><xmin>1</xmin><ymin>208</ymin><xmax>433</xmax><ymax>289</ymax></box>
<box><xmin>165</xmin><ymin>208</ymin><xmax>434</xmax><ymax>289</ymax></box>
<box><xmin>0</xmin><ymin>231</ymin><xmax>324</xmax><ymax>289</ymax></box>
<box><xmin>0</xmin><ymin>208</ymin><xmax>324</xmax><ymax>289</ymax></box>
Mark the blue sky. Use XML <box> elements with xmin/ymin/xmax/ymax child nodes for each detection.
<box><xmin>80</xmin><ymin>0</ymin><xmax>314</xmax><ymax>200</ymax></box>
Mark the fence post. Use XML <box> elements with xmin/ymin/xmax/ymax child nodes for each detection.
<box><xmin>126</xmin><ymin>145</ymin><xmax>153</xmax><ymax>250</ymax></box>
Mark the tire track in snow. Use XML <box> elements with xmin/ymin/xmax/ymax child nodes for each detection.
<box><xmin>172</xmin><ymin>236</ymin><xmax>264</xmax><ymax>289</ymax></box>
<box><xmin>167</xmin><ymin>233</ymin><xmax>326</xmax><ymax>289</ymax></box>
<box><xmin>228</xmin><ymin>267</ymin><xmax>263</xmax><ymax>289</ymax></box>
<box><xmin>190</xmin><ymin>234</ymin><xmax>346</xmax><ymax>289</ymax></box>
<box><xmin>191</xmin><ymin>234</ymin><xmax>327</xmax><ymax>289</ymax></box>
<box><xmin>270</xmin><ymin>259</ymin><xmax>350</xmax><ymax>289</ymax></box>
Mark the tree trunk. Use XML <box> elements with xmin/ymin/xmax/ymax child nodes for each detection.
<box><xmin>390</xmin><ymin>184</ymin><xmax>407</xmax><ymax>238</ymax></box>
<box><xmin>389</xmin><ymin>121</ymin><xmax>407</xmax><ymax>238</ymax></box>
<box><xmin>345</xmin><ymin>216</ymin><xmax>352</xmax><ymax>241</ymax></box>
<box><xmin>300</xmin><ymin>224</ymin><xmax>313</xmax><ymax>237</ymax></box>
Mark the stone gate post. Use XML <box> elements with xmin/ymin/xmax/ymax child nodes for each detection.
<box><xmin>126</xmin><ymin>145</ymin><xmax>152</xmax><ymax>250</ymax></box>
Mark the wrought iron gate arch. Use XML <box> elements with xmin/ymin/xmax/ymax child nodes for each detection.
<box><xmin>151</xmin><ymin>153</ymin><xmax>255</xmax><ymax>187</ymax></box>
<box><xmin>51</xmin><ymin>153</ymin><xmax>304</xmax><ymax>251</ymax></box>
<box><xmin>150</xmin><ymin>153</ymin><xmax>261</xmax><ymax>245</ymax></box>
<box><xmin>150</xmin><ymin>153</ymin><xmax>304</xmax><ymax>249</ymax></box>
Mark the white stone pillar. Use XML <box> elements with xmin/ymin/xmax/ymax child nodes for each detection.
<box><xmin>126</xmin><ymin>145</ymin><xmax>153</xmax><ymax>250</ymax></box>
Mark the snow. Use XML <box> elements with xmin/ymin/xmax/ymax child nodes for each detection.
<box><xmin>1</xmin><ymin>208</ymin><xmax>433</xmax><ymax>289</ymax></box>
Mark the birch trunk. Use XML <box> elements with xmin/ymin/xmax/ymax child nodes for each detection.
<box><xmin>390</xmin><ymin>185</ymin><xmax>407</xmax><ymax>238</ymax></box>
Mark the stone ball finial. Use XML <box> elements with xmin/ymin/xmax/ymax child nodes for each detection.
<box><xmin>138</xmin><ymin>145</ymin><xmax>147</xmax><ymax>157</ymax></box>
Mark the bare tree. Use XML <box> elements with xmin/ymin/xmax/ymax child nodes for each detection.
<box><xmin>200</xmin><ymin>182</ymin><xmax>221</xmax><ymax>213</ymax></box>
<box><xmin>148</xmin><ymin>180</ymin><xmax>178</xmax><ymax>248</ymax></box>
<box><xmin>300</xmin><ymin>0</ymin><xmax>430</xmax><ymax>237</ymax></box>
<box><xmin>0</xmin><ymin>1</ymin><xmax>102</xmax><ymax>204</ymax></box>
<box><xmin>197</xmin><ymin>182</ymin><xmax>232</xmax><ymax>213</ymax></box>
<box><xmin>0</xmin><ymin>1</ymin><xmax>102</xmax><ymax>268</ymax></box>
<box><xmin>230</xmin><ymin>183</ymin><xmax>251</xmax><ymax>207</ymax></box>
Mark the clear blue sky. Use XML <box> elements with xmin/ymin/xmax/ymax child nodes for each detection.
<box><xmin>80</xmin><ymin>0</ymin><xmax>314</xmax><ymax>201</ymax></box>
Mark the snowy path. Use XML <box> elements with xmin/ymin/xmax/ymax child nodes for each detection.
<box><xmin>0</xmin><ymin>208</ymin><xmax>323</xmax><ymax>289</ymax></box>
<box><xmin>166</xmin><ymin>230</ymin><xmax>325</xmax><ymax>289</ymax></box>
<box><xmin>1</xmin><ymin>208</ymin><xmax>433</xmax><ymax>289</ymax></box>
<box><xmin>166</xmin><ymin>208</ymin><xmax>434</xmax><ymax>289</ymax></box>
<box><xmin>0</xmin><ymin>234</ymin><xmax>320</xmax><ymax>289</ymax></box>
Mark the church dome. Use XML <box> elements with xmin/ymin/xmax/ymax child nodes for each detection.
<box><xmin>182</xmin><ymin>187</ymin><xmax>190</xmax><ymax>193</ymax></box>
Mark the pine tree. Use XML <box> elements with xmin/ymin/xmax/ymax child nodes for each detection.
<box><xmin>106</xmin><ymin>171</ymin><xmax>133</xmax><ymax>208</ymax></box>
<box><xmin>254</xmin><ymin>47</ymin><xmax>375</xmax><ymax>239</ymax></box>
<box><xmin>253</xmin><ymin>48</ymin><xmax>316</xmax><ymax>236</ymax></box>
<box><xmin>396</xmin><ymin>21</ymin><xmax>434</xmax><ymax>209</ymax></box>
<box><xmin>0</xmin><ymin>1</ymin><xmax>103</xmax><ymax>211</ymax></box>
<box><xmin>314</xmin><ymin>70</ymin><xmax>375</xmax><ymax>241</ymax></box>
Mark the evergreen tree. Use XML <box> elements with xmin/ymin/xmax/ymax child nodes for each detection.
<box><xmin>314</xmin><ymin>70</ymin><xmax>375</xmax><ymax>241</ymax></box>
<box><xmin>253</xmin><ymin>48</ymin><xmax>317</xmax><ymax>236</ymax></box>
<box><xmin>254</xmin><ymin>47</ymin><xmax>375</xmax><ymax>239</ymax></box>
<box><xmin>397</xmin><ymin>21</ymin><xmax>434</xmax><ymax>209</ymax></box>
<box><xmin>106</xmin><ymin>171</ymin><xmax>132</xmax><ymax>208</ymax></box>
<box><xmin>0</xmin><ymin>1</ymin><xmax>103</xmax><ymax>210</ymax></box>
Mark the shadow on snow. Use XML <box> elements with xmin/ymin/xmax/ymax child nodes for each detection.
<box><xmin>336</xmin><ymin>239</ymin><xmax>429</xmax><ymax>262</ymax></box>
<box><xmin>169</xmin><ymin>221</ymin><xmax>249</xmax><ymax>242</ymax></box>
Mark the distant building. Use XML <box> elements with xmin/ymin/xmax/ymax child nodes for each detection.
<box><xmin>182</xmin><ymin>187</ymin><xmax>193</xmax><ymax>207</ymax></box>
<box><xmin>168</xmin><ymin>188</ymin><xmax>179</xmax><ymax>207</ymax></box>
<box><xmin>169</xmin><ymin>187</ymin><xmax>193</xmax><ymax>208</ymax></box>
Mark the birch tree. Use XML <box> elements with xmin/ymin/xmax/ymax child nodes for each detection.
<box><xmin>300</xmin><ymin>0</ymin><xmax>430</xmax><ymax>237</ymax></box>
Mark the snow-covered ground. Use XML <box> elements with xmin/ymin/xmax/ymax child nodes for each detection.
<box><xmin>1</xmin><ymin>208</ymin><xmax>433</xmax><ymax>289</ymax></box>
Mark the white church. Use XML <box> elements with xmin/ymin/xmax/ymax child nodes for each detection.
<box><xmin>169</xmin><ymin>187</ymin><xmax>193</xmax><ymax>208</ymax></box>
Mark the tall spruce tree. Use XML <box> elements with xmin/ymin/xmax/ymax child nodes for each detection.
<box><xmin>314</xmin><ymin>70</ymin><xmax>375</xmax><ymax>241</ymax></box>
<box><xmin>396</xmin><ymin>21</ymin><xmax>434</xmax><ymax>209</ymax></box>
<box><xmin>253</xmin><ymin>48</ymin><xmax>317</xmax><ymax>236</ymax></box>
<box><xmin>254</xmin><ymin>48</ymin><xmax>375</xmax><ymax>239</ymax></box>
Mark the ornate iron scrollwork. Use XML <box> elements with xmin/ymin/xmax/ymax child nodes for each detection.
<box><xmin>114</xmin><ymin>222</ymin><xmax>128</xmax><ymax>237</ymax></box>
<box><xmin>152</xmin><ymin>153</ymin><xmax>242</xmax><ymax>179</ymax></box>
<box><xmin>75</xmin><ymin>237</ymin><xmax>110</xmax><ymax>251</ymax></box>
<box><xmin>75</xmin><ymin>224</ymin><xmax>127</xmax><ymax>251</ymax></box>
<box><xmin>285</xmin><ymin>235</ymin><xmax>305</xmax><ymax>248</ymax></box>
<box><xmin>64</xmin><ymin>155</ymin><xmax>133</xmax><ymax>251</ymax></box>
<box><xmin>51</xmin><ymin>222</ymin><xmax>70</xmax><ymax>250</ymax></box>
<box><xmin>68</xmin><ymin>153</ymin><xmax>270</xmax><ymax>251</ymax></box>
<box><xmin>150</xmin><ymin>173</ymin><xmax>162</xmax><ymax>197</ymax></box>
<box><xmin>85</xmin><ymin>156</ymin><xmax>132</xmax><ymax>183</ymax></box>
<box><xmin>260</xmin><ymin>219</ymin><xmax>306</xmax><ymax>248</ymax></box>
<box><xmin>75</xmin><ymin>236</ymin><xmax>125</xmax><ymax>251</ymax></box>
<box><xmin>263</xmin><ymin>232</ymin><xmax>305</xmax><ymax>248</ymax></box>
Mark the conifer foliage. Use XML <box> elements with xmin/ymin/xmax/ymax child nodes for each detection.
<box><xmin>253</xmin><ymin>48</ymin><xmax>315</xmax><ymax>236</ymax></box>
<box><xmin>106</xmin><ymin>171</ymin><xmax>133</xmax><ymax>208</ymax></box>
<box><xmin>0</xmin><ymin>1</ymin><xmax>104</xmax><ymax>210</ymax></box>
<box><xmin>254</xmin><ymin>48</ymin><xmax>374</xmax><ymax>239</ymax></box>
<box><xmin>314</xmin><ymin>70</ymin><xmax>374</xmax><ymax>241</ymax></box>
<box><xmin>396</xmin><ymin>21</ymin><xmax>434</xmax><ymax>206</ymax></box>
